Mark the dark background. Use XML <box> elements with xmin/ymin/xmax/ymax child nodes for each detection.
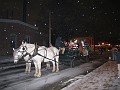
<box><xmin>0</xmin><ymin>0</ymin><xmax>120</xmax><ymax>44</ymax></box>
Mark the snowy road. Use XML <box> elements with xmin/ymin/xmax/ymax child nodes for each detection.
<box><xmin>0</xmin><ymin>54</ymin><xmax>108</xmax><ymax>90</ymax></box>
<box><xmin>0</xmin><ymin>62</ymin><xmax>102</xmax><ymax>90</ymax></box>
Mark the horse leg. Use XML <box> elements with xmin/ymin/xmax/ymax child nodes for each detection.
<box><xmin>36</xmin><ymin>62</ymin><xmax>41</xmax><ymax>77</ymax></box>
<box><xmin>56</xmin><ymin>61</ymin><xmax>59</xmax><ymax>72</ymax></box>
<box><xmin>52</xmin><ymin>61</ymin><xmax>55</xmax><ymax>72</ymax></box>
<box><xmin>28</xmin><ymin>63</ymin><xmax>31</xmax><ymax>73</ymax></box>
<box><xmin>25</xmin><ymin>63</ymin><xmax>29</xmax><ymax>73</ymax></box>
<box><xmin>55</xmin><ymin>57</ymin><xmax>59</xmax><ymax>72</ymax></box>
<box><xmin>33</xmin><ymin>62</ymin><xmax>38</xmax><ymax>77</ymax></box>
<box><xmin>46</xmin><ymin>62</ymin><xmax>50</xmax><ymax>69</ymax></box>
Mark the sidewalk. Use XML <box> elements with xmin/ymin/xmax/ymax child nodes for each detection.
<box><xmin>62</xmin><ymin>60</ymin><xmax>120</xmax><ymax>90</ymax></box>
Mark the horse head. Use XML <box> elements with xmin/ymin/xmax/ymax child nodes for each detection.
<box><xmin>13</xmin><ymin>42</ymin><xmax>28</xmax><ymax>63</ymax></box>
<box><xmin>13</xmin><ymin>41</ymin><xmax>37</xmax><ymax>63</ymax></box>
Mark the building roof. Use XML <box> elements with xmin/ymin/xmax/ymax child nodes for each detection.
<box><xmin>0</xmin><ymin>19</ymin><xmax>38</xmax><ymax>30</ymax></box>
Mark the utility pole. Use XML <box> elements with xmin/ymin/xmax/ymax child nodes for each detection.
<box><xmin>49</xmin><ymin>11</ymin><xmax>51</xmax><ymax>46</ymax></box>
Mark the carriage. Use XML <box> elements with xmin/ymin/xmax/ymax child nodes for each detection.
<box><xmin>59</xmin><ymin>39</ymin><xmax>93</xmax><ymax>67</ymax></box>
<box><xmin>13</xmin><ymin>40</ymin><xmax>92</xmax><ymax>77</ymax></box>
<box><xmin>59</xmin><ymin>48</ymin><xmax>86</xmax><ymax>68</ymax></box>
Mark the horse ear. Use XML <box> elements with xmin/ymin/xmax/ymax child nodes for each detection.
<box><xmin>22</xmin><ymin>41</ymin><xmax>24</xmax><ymax>44</ymax></box>
<box><xmin>13</xmin><ymin>48</ymin><xmax>15</xmax><ymax>51</ymax></box>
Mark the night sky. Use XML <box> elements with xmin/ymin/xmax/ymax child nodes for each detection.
<box><xmin>0</xmin><ymin>0</ymin><xmax>120</xmax><ymax>44</ymax></box>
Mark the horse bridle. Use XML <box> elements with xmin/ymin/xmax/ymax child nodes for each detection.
<box><xmin>21</xmin><ymin>46</ymin><xmax>38</xmax><ymax>62</ymax></box>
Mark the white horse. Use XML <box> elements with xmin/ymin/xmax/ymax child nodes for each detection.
<box><xmin>13</xmin><ymin>48</ymin><xmax>32</xmax><ymax>73</ymax></box>
<box><xmin>13</xmin><ymin>47</ymin><xmax>51</xmax><ymax>74</ymax></box>
<box><xmin>13</xmin><ymin>42</ymin><xmax>59</xmax><ymax>77</ymax></box>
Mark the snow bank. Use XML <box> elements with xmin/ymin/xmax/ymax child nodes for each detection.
<box><xmin>62</xmin><ymin>61</ymin><xmax>118</xmax><ymax>90</ymax></box>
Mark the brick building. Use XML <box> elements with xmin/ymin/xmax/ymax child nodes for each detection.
<box><xmin>0</xmin><ymin>19</ymin><xmax>48</xmax><ymax>55</ymax></box>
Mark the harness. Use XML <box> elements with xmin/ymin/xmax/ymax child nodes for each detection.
<box><xmin>37</xmin><ymin>52</ymin><xmax>59</xmax><ymax>62</ymax></box>
<box><xmin>21</xmin><ymin>45</ymin><xmax>59</xmax><ymax>63</ymax></box>
<box><xmin>22</xmin><ymin>45</ymin><xmax>40</xmax><ymax>63</ymax></box>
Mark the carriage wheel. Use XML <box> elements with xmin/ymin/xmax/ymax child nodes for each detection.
<box><xmin>70</xmin><ymin>59</ymin><xmax>75</xmax><ymax>68</ymax></box>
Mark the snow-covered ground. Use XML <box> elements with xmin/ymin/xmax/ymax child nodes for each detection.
<box><xmin>2</xmin><ymin>60</ymin><xmax>119</xmax><ymax>90</ymax></box>
<box><xmin>1</xmin><ymin>62</ymin><xmax>95</xmax><ymax>90</ymax></box>
<box><xmin>62</xmin><ymin>61</ymin><xmax>120</xmax><ymax>90</ymax></box>
<box><xmin>1</xmin><ymin>53</ymin><xmax>115</xmax><ymax>90</ymax></box>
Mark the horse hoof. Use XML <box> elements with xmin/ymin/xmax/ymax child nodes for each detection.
<box><xmin>56</xmin><ymin>70</ymin><xmax>59</xmax><ymax>72</ymax></box>
<box><xmin>36</xmin><ymin>75</ymin><xmax>41</xmax><ymax>78</ymax></box>
<box><xmin>52</xmin><ymin>70</ymin><xmax>55</xmax><ymax>72</ymax></box>
<box><xmin>34</xmin><ymin>74</ymin><xmax>37</xmax><ymax>77</ymax></box>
